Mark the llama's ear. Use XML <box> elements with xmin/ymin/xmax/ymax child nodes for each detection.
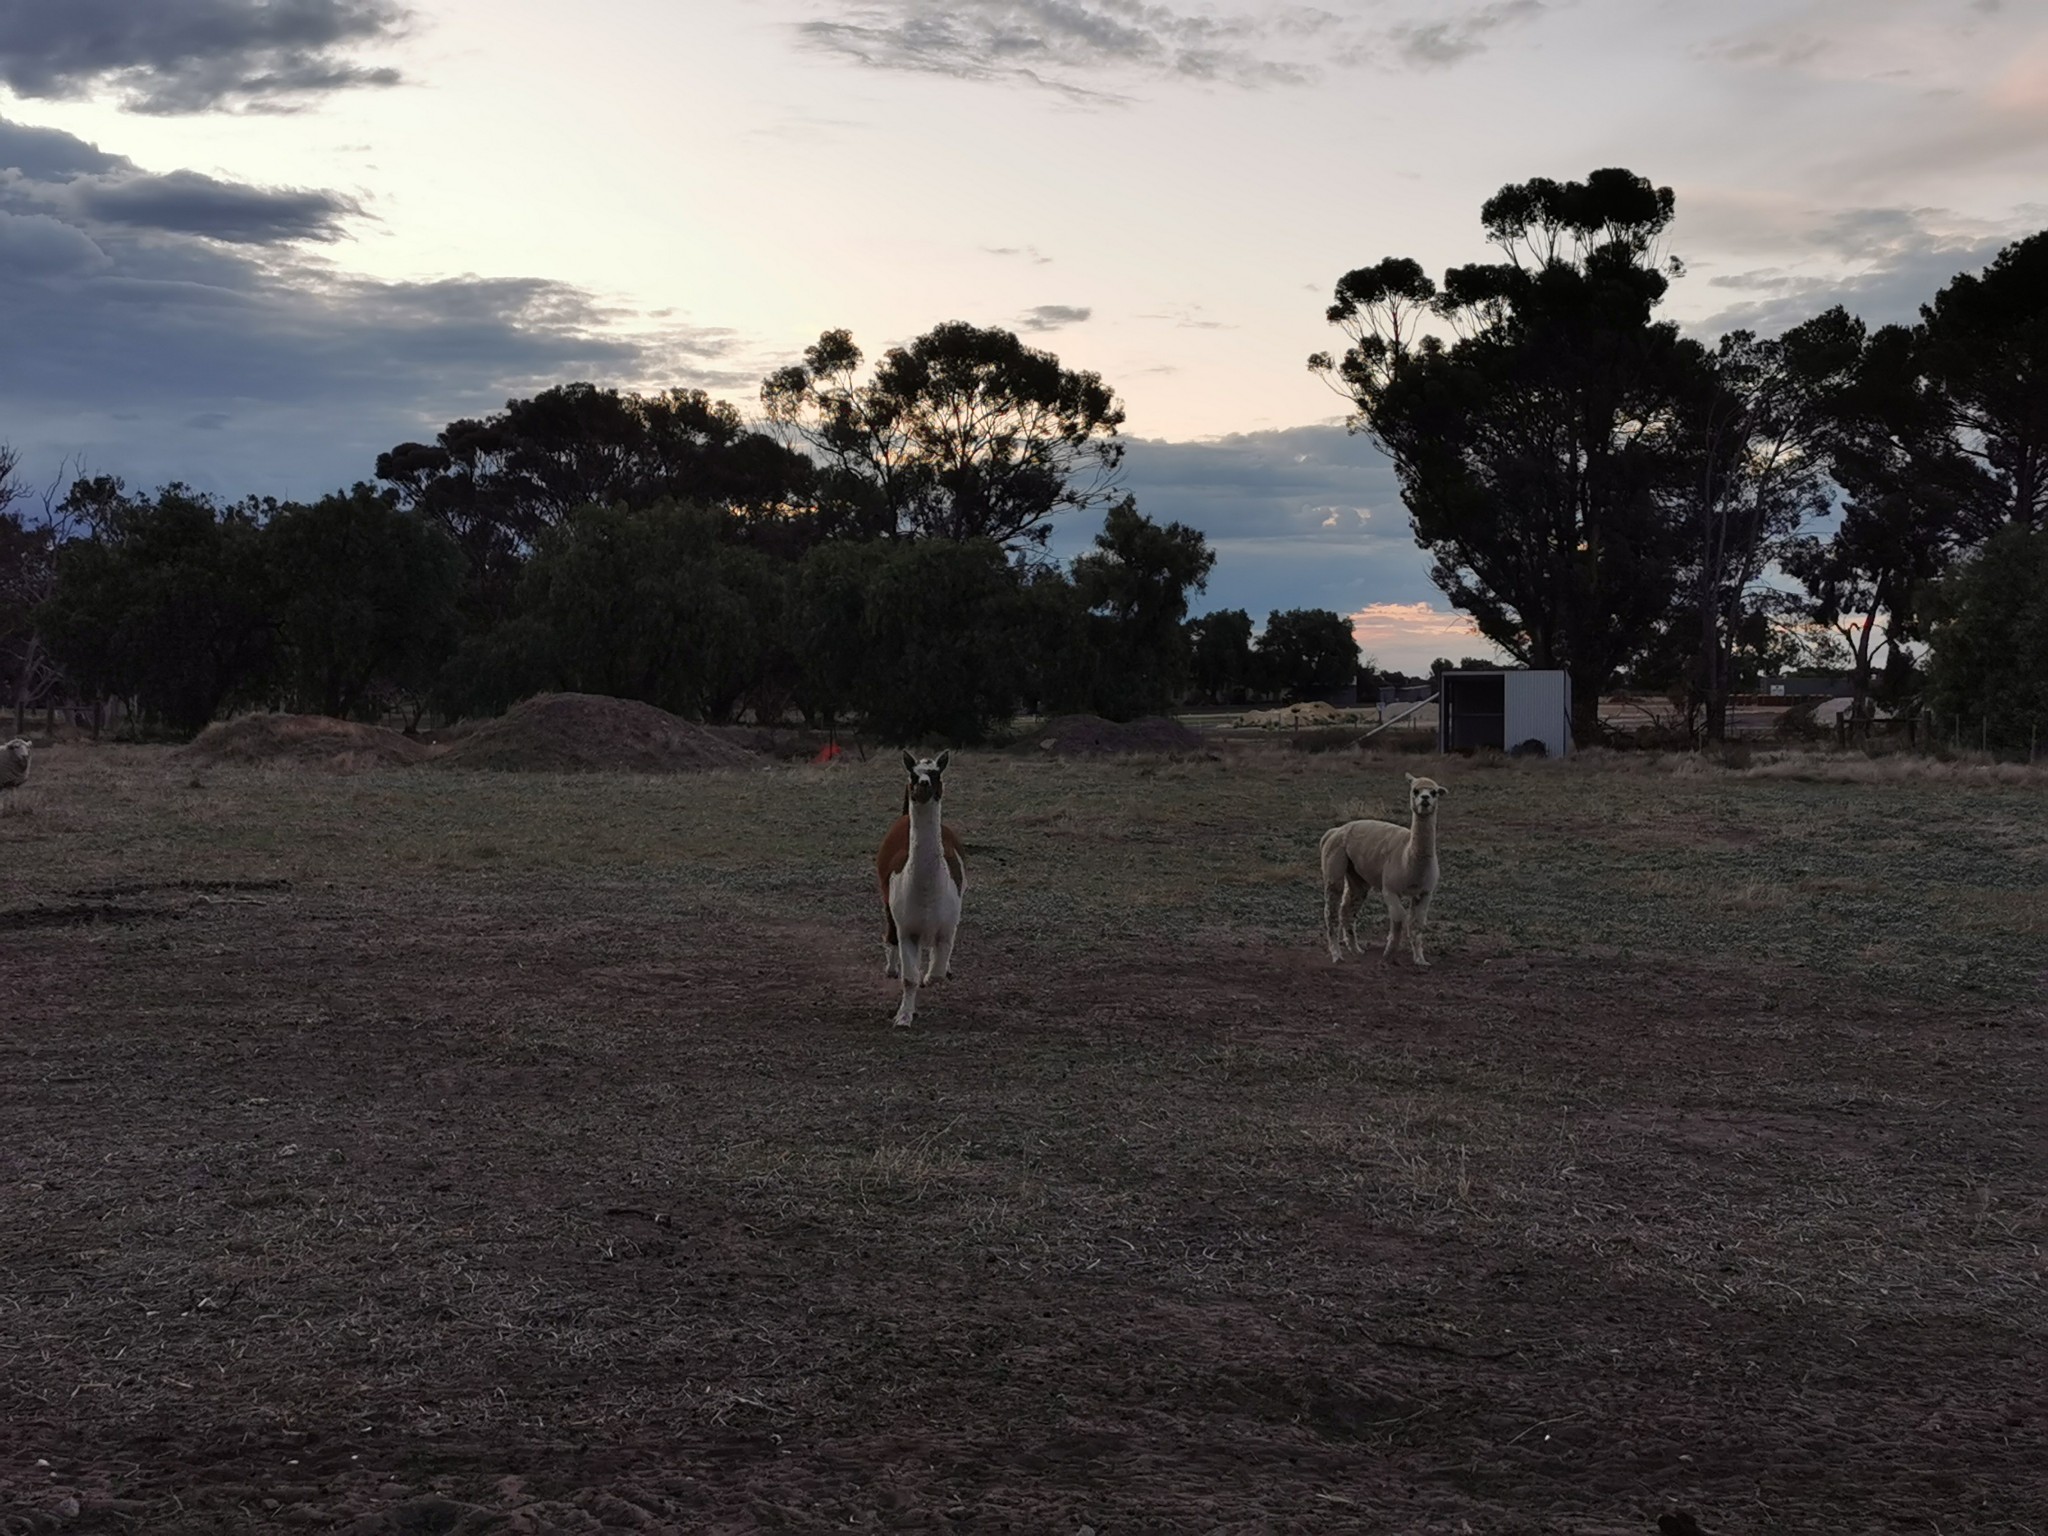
<box><xmin>901</xmin><ymin>750</ymin><xmax>917</xmax><ymax>772</ymax></box>
<box><xmin>1435</xmin><ymin>783</ymin><xmax>1448</xmax><ymax>794</ymax></box>
<box><xmin>1405</xmin><ymin>772</ymin><xmax>1418</xmax><ymax>785</ymax></box>
<box><xmin>935</xmin><ymin>749</ymin><xmax>952</xmax><ymax>772</ymax></box>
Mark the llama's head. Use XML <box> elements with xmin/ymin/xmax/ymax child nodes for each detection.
<box><xmin>1404</xmin><ymin>772</ymin><xmax>1446</xmax><ymax>819</ymax></box>
<box><xmin>901</xmin><ymin>749</ymin><xmax>952</xmax><ymax>806</ymax></box>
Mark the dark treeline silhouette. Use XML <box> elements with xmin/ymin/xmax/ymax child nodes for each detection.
<box><xmin>0</xmin><ymin>323</ymin><xmax>1362</xmax><ymax>743</ymax></box>
<box><xmin>1313</xmin><ymin>168</ymin><xmax>2048</xmax><ymax>746</ymax></box>
<box><xmin>6</xmin><ymin>190</ymin><xmax>2043</xmax><ymax>749</ymax></box>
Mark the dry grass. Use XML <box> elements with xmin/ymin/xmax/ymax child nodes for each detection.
<box><xmin>2</xmin><ymin>741</ymin><xmax>2044</xmax><ymax>1533</ymax></box>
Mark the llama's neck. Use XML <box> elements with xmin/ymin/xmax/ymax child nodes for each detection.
<box><xmin>906</xmin><ymin>797</ymin><xmax>945</xmax><ymax>868</ymax></box>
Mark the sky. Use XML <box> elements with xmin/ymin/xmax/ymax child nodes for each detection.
<box><xmin>2</xmin><ymin>0</ymin><xmax>2045</xmax><ymax>673</ymax></box>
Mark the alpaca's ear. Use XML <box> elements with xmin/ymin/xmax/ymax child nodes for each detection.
<box><xmin>1435</xmin><ymin>783</ymin><xmax>1449</xmax><ymax>794</ymax></box>
<box><xmin>1405</xmin><ymin>772</ymin><xmax>1417</xmax><ymax>785</ymax></box>
<box><xmin>902</xmin><ymin>750</ymin><xmax>917</xmax><ymax>772</ymax></box>
<box><xmin>935</xmin><ymin>749</ymin><xmax>952</xmax><ymax>772</ymax></box>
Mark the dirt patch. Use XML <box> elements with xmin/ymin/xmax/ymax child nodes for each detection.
<box><xmin>1016</xmin><ymin>713</ymin><xmax>1208</xmax><ymax>756</ymax></box>
<box><xmin>426</xmin><ymin>693</ymin><xmax>763</xmax><ymax>774</ymax></box>
<box><xmin>177</xmin><ymin>714</ymin><xmax>428</xmax><ymax>772</ymax></box>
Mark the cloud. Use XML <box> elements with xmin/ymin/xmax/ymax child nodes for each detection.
<box><xmin>3</xmin><ymin>115</ymin><xmax>362</xmax><ymax>244</ymax></box>
<box><xmin>1039</xmin><ymin>420</ymin><xmax>1443</xmax><ymax>647</ymax></box>
<box><xmin>986</xmin><ymin>243</ymin><xmax>1053</xmax><ymax>264</ymax></box>
<box><xmin>1019</xmin><ymin>303</ymin><xmax>1091</xmax><ymax>330</ymax></box>
<box><xmin>0</xmin><ymin>116</ymin><xmax>743</xmax><ymax>500</ymax></box>
<box><xmin>1385</xmin><ymin>0</ymin><xmax>1544</xmax><ymax>68</ymax></box>
<box><xmin>1687</xmin><ymin>200</ymin><xmax>2034</xmax><ymax>335</ymax></box>
<box><xmin>68</xmin><ymin>169</ymin><xmax>363</xmax><ymax>243</ymax></box>
<box><xmin>796</xmin><ymin>1</ymin><xmax>1548</xmax><ymax>96</ymax></box>
<box><xmin>1348</xmin><ymin>600</ymin><xmax>1488</xmax><ymax>659</ymax></box>
<box><xmin>0</xmin><ymin>0</ymin><xmax>408</xmax><ymax>114</ymax></box>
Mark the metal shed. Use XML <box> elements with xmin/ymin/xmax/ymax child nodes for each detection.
<box><xmin>1437</xmin><ymin>669</ymin><xmax>1572</xmax><ymax>757</ymax></box>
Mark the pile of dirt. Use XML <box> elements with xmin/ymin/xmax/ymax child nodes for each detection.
<box><xmin>428</xmin><ymin>692</ymin><xmax>763</xmax><ymax>773</ymax></box>
<box><xmin>177</xmin><ymin>713</ymin><xmax>428</xmax><ymax>772</ymax></box>
<box><xmin>1017</xmin><ymin>713</ymin><xmax>1207</xmax><ymax>756</ymax></box>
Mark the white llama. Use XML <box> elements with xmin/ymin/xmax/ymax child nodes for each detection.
<box><xmin>883</xmin><ymin>750</ymin><xmax>966</xmax><ymax>1027</ymax></box>
<box><xmin>1320</xmin><ymin>772</ymin><xmax>1446</xmax><ymax>967</ymax></box>
<box><xmin>0</xmin><ymin>738</ymin><xmax>29</xmax><ymax>792</ymax></box>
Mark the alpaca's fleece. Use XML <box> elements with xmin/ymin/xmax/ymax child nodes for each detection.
<box><xmin>0</xmin><ymin>738</ymin><xmax>28</xmax><ymax>791</ymax></box>
<box><xmin>1320</xmin><ymin>772</ymin><xmax>1446</xmax><ymax>967</ymax></box>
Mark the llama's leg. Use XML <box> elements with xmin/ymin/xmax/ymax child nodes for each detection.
<box><xmin>930</xmin><ymin>927</ymin><xmax>956</xmax><ymax>982</ymax></box>
<box><xmin>894</xmin><ymin>936</ymin><xmax>922</xmax><ymax>1027</ymax></box>
<box><xmin>1408</xmin><ymin>891</ymin><xmax>1432</xmax><ymax>968</ymax></box>
<box><xmin>882</xmin><ymin>906</ymin><xmax>901</xmax><ymax>977</ymax></box>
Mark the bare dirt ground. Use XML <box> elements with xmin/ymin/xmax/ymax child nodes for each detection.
<box><xmin>2</xmin><ymin>745</ymin><xmax>2044</xmax><ymax>1534</ymax></box>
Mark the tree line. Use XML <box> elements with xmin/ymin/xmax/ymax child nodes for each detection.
<box><xmin>3</xmin><ymin>170</ymin><xmax>2043</xmax><ymax>749</ymax></box>
<box><xmin>1311</xmin><ymin>167</ymin><xmax>2048</xmax><ymax>747</ymax></box>
<box><xmin>0</xmin><ymin>328</ymin><xmax>1363</xmax><ymax>742</ymax></box>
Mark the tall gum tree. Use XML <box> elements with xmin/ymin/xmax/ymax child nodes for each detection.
<box><xmin>1311</xmin><ymin>168</ymin><xmax>1694</xmax><ymax>741</ymax></box>
<box><xmin>763</xmin><ymin>321</ymin><xmax>1125</xmax><ymax>556</ymax></box>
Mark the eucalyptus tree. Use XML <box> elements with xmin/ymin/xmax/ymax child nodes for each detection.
<box><xmin>762</xmin><ymin>321</ymin><xmax>1126</xmax><ymax>554</ymax></box>
<box><xmin>1312</xmin><ymin>168</ymin><xmax>1695</xmax><ymax>740</ymax></box>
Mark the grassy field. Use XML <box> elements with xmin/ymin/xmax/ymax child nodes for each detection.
<box><xmin>2</xmin><ymin>741</ymin><xmax>2044</xmax><ymax>1533</ymax></box>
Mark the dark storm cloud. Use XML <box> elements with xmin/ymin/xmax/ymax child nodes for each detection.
<box><xmin>2</xmin><ymin>115</ymin><xmax>360</xmax><ymax>244</ymax></box>
<box><xmin>1019</xmin><ymin>303</ymin><xmax>1091</xmax><ymax>330</ymax></box>
<box><xmin>0</xmin><ymin>116</ymin><xmax>126</xmax><ymax>178</ymax></box>
<box><xmin>70</xmin><ymin>170</ymin><xmax>362</xmax><ymax>243</ymax></box>
<box><xmin>0</xmin><ymin>0</ymin><xmax>407</xmax><ymax>114</ymax></box>
<box><xmin>0</xmin><ymin>118</ymin><xmax>742</xmax><ymax>500</ymax></box>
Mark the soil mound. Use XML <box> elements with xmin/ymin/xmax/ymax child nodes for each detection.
<box><xmin>428</xmin><ymin>692</ymin><xmax>762</xmax><ymax>773</ymax></box>
<box><xmin>1018</xmin><ymin>713</ymin><xmax>1207</xmax><ymax>756</ymax></box>
<box><xmin>178</xmin><ymin>713</ymin><xmax>428</xmax><ymax>772</ymax></box>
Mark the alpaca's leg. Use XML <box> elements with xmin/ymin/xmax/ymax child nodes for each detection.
<box><xmin>1344</xmin><ymin>873</ymin><xmax>1370</xmax><ymax>952</ymax></box>
<box><xmin>1408</xmin><ymin>891</ymin><xmax>1432</xmax><ymax>968</ymax></box>
<box><xmin>1381</xmin><ymin>892</ymin><xmax>1407</xmax><ymax>964</ymax></box>
<box><xmin>894</xmin><ymin>936</ymin><xmax>922</xmax><ymax>1027</ymax></box>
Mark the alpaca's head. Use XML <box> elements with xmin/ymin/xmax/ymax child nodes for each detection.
<box><xmin>1404</xmin><ymin>772</ymin><xmax>1446</xmax><ymax>819</ymax></box>
<box><xmin>901</xmin><ymin>749</ymin><xmax>952</xmax><ymax>806</ymax></box>
<box><xmin>2</xmin><ymin>738</ymin><xmax>27</xmax><ymax>771</ymax></box>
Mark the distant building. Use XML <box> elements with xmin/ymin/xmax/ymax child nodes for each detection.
<box><xmin>1437</xmin><ymin>669</ymin><xmax>1572</xmax><ymax>757</ymax></box>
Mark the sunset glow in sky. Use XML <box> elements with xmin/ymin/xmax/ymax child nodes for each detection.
<box><xmin>3</xmin><ymin>1</ymin><xmax>2044</xmax><ymax>671</ymax></box>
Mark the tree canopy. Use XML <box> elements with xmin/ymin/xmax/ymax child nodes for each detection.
<box><xmin>1312</xmin><ymin>168</ymin><xmax>1694</xmax><ymax>739</ymax></box>
<box><xmin>762</xmin><ymin>321</ymin><xmax>1126</xmax><ymax>553</ymax></box>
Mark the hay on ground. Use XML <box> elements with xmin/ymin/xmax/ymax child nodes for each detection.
<box><xmin>1019</xmin><ymin>714</ymin><xmax>1207</xmax><ymax>756</ymax></box>
<box><xmin>428</xmin><ymin>693</ymin><xmax>762</xmax><ymax>773</ymax></box>
<box><xmin>178</xmin><ymin>714</ymin><xmax>428</xmax><ymax>772</ymax></box>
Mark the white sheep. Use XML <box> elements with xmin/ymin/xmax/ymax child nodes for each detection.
<box><xmin>1320</xmin><ymin>772</ymin><xmax>1446</xmax><ymax>967</ymax></box>
<box><xmin>0</xmin><ymin>737</ymin><xmax>28</xmax><ymax>792</ymax></box>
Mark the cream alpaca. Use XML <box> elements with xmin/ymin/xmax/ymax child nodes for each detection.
<box><xmin>883</xmin><ymin>750</ymin><xmax>966</xmax><ymax>1028</ymax></box>
<box><xmin>0</xmin><ymin>738</ymin><xmax>28</xmax><ymax>791</ymax></box>
<box><xmin>1320</xmin><ymin>773</ymin><xmax>1446</xmax><ymax>967</ymax></box>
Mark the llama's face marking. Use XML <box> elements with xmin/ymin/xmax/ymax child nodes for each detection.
<box><xmin>901</xmin><ymin>749</ymin><xmax>951</xmax><ymax>806</ymax></box>
<box><xmin>1405</xmin><ymin>772</ymin><xmax>1446</xmax><ymax>818</ymax></box>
